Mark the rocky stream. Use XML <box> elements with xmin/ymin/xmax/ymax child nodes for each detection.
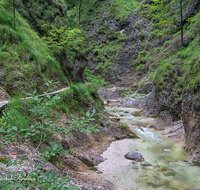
<box><xmin>96</xmin><ymin>105</ymin><xmax>200</xmax><ymax>190</ymax></box>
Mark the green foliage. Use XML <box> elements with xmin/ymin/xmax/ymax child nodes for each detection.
<box><xmin>152</xmin><ymin>9</ymin><xmax>200</xmax><ymax>102</ymax></box>
<box><xmin>131</xmin><ymin>95</ymin><xmax>136</xmax><ymax>99</ymax></box>
<box><xmin>84</xmin><ymin>67</ymin><xmax>108</xmax><ymax>87</ymax></box>
<box><xmin>42</xmin><ymin>25</ymin><xmax>84</xmax><ymax>53</ymax></box>
<box><xmin>0</xmin><ymin>83</ymin><xmax>101</xmax><ymax>189</ymax></box>
<box><xmin>0</xmin><ymin>1</ymin><xmax>67</xmax><ymax>94</ymax></box>
<box><xmin>0</xmin><ymin>157</ymin><xmax>77</xmax><ymax>190</ymax></box>
<box><xmin>119</xmin><ymin>123</ymin><xmax>128</xmax><ymax>130</ymax></box>
<box><xmin>148</xmin><ymin>73</ymin><xmax>154</xmax><ymax>81</ymax></box>
<box><xmin>109</xmin><ymin>0</ymin><xmax>139</xmax><ymax>22</ymax></box>
<box><xmin>92</xmin><ymin>31</ymin><xmax>126</xmax><ymax>76</ymax></box>
<box><xmin>136</xmin><ymin>64</ymin><xmax>145</xmax><ymax>71</ymax></box>
<box><xmin>121</xmin><ymin>91</ymin><xmax>128</xmax><ymax>98</ymax></box>
<box><xmin>15</xmin><ymin>0</ymin><xmax>69</xmax><ymax>36</ymax></box>
<box><xmin>57</xmin><ymin>83</ymin><xmax>104</xmax><ymax>114</ymax></box>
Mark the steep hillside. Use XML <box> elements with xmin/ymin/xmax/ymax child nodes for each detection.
<box><xmin>0</xmin><ymin>0</ymin><xmax>69</xmax><ymax>95</ymax></box>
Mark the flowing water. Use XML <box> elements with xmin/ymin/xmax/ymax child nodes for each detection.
<box><xmin>97</xmin><ymin>107</ymin><xmax>200</xmax><ymax>190</ymax></box>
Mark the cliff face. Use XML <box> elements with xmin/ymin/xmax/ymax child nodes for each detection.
<box><xmin>86</xmin><ymin>0</ymin><xmax>200</xmax><ymax>162</ymax></box>
<box><xmin>182</xmin><ymin>94</ymin><xmax>200</xmax><ymax>163</ymax></box>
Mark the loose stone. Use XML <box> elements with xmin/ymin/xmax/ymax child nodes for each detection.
<box><xmin>124</xmin><ymin>151</ymin><xmax>144</xmax><ymax>161</ymax></box>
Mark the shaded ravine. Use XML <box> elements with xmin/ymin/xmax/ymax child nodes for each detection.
<box><xmin>96</xmin><ymin>106</ymin><xmax>200</xmax><ymax>190</ymax></box>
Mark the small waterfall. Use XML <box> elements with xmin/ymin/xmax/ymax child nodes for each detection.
<box><xmin>134</xmin><ymin>127</ymin><xmax>164</xmax><ymax>143</ymax></box>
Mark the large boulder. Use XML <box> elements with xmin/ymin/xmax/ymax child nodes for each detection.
<box><xmin>124</xmin><ymin>151</ymin><xmax>144</xmax><ymax>161</ymax></box>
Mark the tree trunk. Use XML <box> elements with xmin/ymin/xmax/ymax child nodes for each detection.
<box><xmin>180</xmin><ymin>0</ymin><xmax>184</xmax><ymax>47</ymax></box>
<box><xmin>79</xmin><ymin>0</ymin><xmax>82</xmax><ymax>24</ymax></box>
<box><xmin>13</xmin><ymin>0</ymin><xmax>15</xmax><ymax>30</ymax></box>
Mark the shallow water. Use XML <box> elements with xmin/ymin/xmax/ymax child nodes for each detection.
<box><xmin>97</xmin><ymin>107</ymin><xmax>200</xmax><ymax>190</ymax></box>
<box><xmin>106</xmin><ymin>106</ymin><xmax>154</xmax><ymax>125</ymax></box>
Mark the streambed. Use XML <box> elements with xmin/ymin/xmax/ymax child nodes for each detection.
<box><xmin>96</xmin><ymin>107</ymin><xmax>200</xmax><ymax>190</ymax></box>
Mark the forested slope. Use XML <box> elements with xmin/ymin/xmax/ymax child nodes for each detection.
<box><xmin>0</xmin><ymin>0</ymin><xmax>70</xmax><ymax>95</ymax></box>
<box><xmin>0</xmin><ymin>0</ymin><xmax>200</xmax><ymax>164</ymax></box>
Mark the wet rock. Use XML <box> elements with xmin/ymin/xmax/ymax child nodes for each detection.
<box><xmin>163</xmin><ymin>170</ymin><xmax>176</xmax><ymax>176</ymax></box>
<box><xmin>137</xmin><ymin>82</ymin><xmax>153</xmax><ymax>94</ymax></box>
<box><xmin>132</xmin><ymin>161</ymin><xmax>138</xmax><ymax>164</ymax></box>
<box><xmin>146</xmin><ymin>179</ymin><xmax>162</xmax><ymax>186</ymax></box>
<box><xmin>157</xmin><ymin>166</ymin><xmax>170</xmax><ymax>172</ymax></box>
<box><xmin>0</xmin><ymin>86</ymin><xmax>10</xmax><ymax>101</ymax></box>
<box><xmin>169</xmin><ymin>180</ymin><xmax>191</xmax><ymax>190</ymax></box>
<box><xmin>120</xmin><ymin>112</ymin><xmax>125</xmax><ymax>116</ymax></box>
<box><xmin>131</xmin><ymin>110</ymin><xmax>141</xmax><ymax>116</ymax></box>
<box><xmin>131</xmin><ymin>165</ymin><xmax>138</xmax><ymax>170</ymax></box>
<box><xmin>124</xmin><ymin>151</ymin><xmax>144</xmax><ymax>161</ymax></box>
<box><xmin>140</xmin><ymin>161</ymin><xmax>152</xmax><ymax>166</ymax></box>
<box><xmin>110</xmin><ymin>117</ymin><xmax>120</xmax><ymax>121</ymax></box>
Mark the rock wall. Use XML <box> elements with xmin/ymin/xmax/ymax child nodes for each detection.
<box><xmin>0</xmin><ymin>86</ymin><xmax>10</xmax><ymax>101</ymax></box>
<box><xmin>182</xmin><ymin>94</ymin><xmax>200</xmax><ymax>163</ymax></box>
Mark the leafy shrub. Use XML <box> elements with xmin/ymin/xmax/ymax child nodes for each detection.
<box><xmin>0</xmin><ymin>83</ymin><xmax>101</xmax><ymax>189</ymax></box>
<box><xmin>136</xmin><ymin>64</ymin><xmax>145</xmax><ymax>70</ymax></box>
<box><xmin>121</xmin><ymin>91</ymin><xmax>128</xmax><ymax>98</ymax></box>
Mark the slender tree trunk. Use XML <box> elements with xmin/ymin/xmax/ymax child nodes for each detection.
<box><xmin>88</xmin><ymin>0</ymin><xmax>90</xmax><ymax>10</ymax></box>
<box><xmin>180</xmin><ymin>0</ymin><xmax>184</xmax><ymax>46</ymax></box>
<box><xmin>13</xmin><ymin>0</ymin><xmax>16</xmax><ymax>30</ymax></box>
<box><xmin>66</xmin><ymin>1</ymin><xmax>68</xmax><ymax>19</ymax></box>
<box><xmin>79</xmin><ymin>0</ymin><xmax>82</xmax><ymax>24</ymax></box>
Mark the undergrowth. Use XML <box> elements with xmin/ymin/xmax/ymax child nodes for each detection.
<box><xmin>0</xmin><ymin>0</ymin><xmax>68</xmax><ymax>95</ymax></box>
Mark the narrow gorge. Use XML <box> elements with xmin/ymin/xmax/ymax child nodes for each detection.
<box><xmin>0</xmin><ymin>0</ymin><xmax>200</xmax><ymax>189</ymax></box>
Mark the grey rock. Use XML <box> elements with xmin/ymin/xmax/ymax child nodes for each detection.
<box><xmin>163</xmin><ymin>171</ymin><xmax>176</xmax><ymax>176</ymax></box>
<box><xmin>120</xmin><ymin>112</ymin><xmax>125</xmax><ymax>116</ymax></box>
<box><xmin>132</xmin><ymin>161</ymin><xmax>138</xmax><ymax>164</ymax></box>
<box><xmin>131</xmin><ymin>165</ymin><xmax>138</xmax><ymax>170</ymax></box>
<box><xmin>140</xmin><ymin>161</ymin><xmax>152</xmax><ymax>166</ymax></box>
<box><xmin>124</xmin><ymin>151</ymin><xmax>144</xmax><ymax>161</ymax></box>
<box><xmin>146</xmin><ymin>179</ymin><xmax>162</xmax><ymax>186</ymax></box>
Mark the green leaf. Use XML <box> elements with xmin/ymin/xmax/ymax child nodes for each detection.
<box><xmin>33</xmin><ymin>90</ymin><xmax>37</xmax><ymax>95</ymax></box>
<box><xmin>44</xmin><ymin>82</ymin><xmax>49</xmax><ymax>87</ymax></box>
<box><xmin>93</xmin><ymin>109</ymin><xmax>96</xmax><ymax>114</ymax></box>
<box><xmin>5</xmin><ymin>141</ymin><xmax>10</xmax><ymax>144</ymax></box>
<box><xmin>31</xmin><ymin>125</ymin><xmax>35</xmax><ymax>129</ymax></box>
<box><xmin>20</xmin><ymin>155</ymin><xmax>27</xmax><ymax>160</ymax></box>
<box><xmin>14</xmin><ymin>183</ymin><xmax>23</xmax><ymax>188</ymax></box>
<box><xmin>69</xmin><ymin>186</ymin><xmax>78</xmax><ymax>190</ymax></box>
<box><xmin>34</xmin><ymin>164</ymin><xmax>40</xmax><ymax>169</ymax></box>
<box><xmin>20</xmin><ymin>128</ymin><xmax>29</xmax><ymax>131</ymax></box>
<box><xmin>53</xmin><ymin>144</ymin><xmax>58</xmax><ymax>151</ymax></box>
<box><xmin>12</xmin><ymin>126</ymin><xmax>18</xmax><ymax>131</ymax></box>
<box><xmin>4</xmin><ymin>184</ymin><xmax>12</xmax><ymax>190</ymax></box>
<box><xmin>24</xmin><ymin>93</ymin><xmax>33</xmax><ymax>96</ymax></box>
<box><xmin>7</xmin><ymin>128</ymin><xmax>12</xmax><ymax>133</ymax></box>
<box><xmin>86</xmin><ymin>112</ymin><xmax>90</xmax><ymax>117</ymax></box>
<box><xmin>0</xmin><ymin>127</ymin><xmax>5</xmax><ymax>133</ymax></box>
<box><xmin>88</xmin><ymin>118</ymin><xmax>95</xmax><ymax>121</ymax></box>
